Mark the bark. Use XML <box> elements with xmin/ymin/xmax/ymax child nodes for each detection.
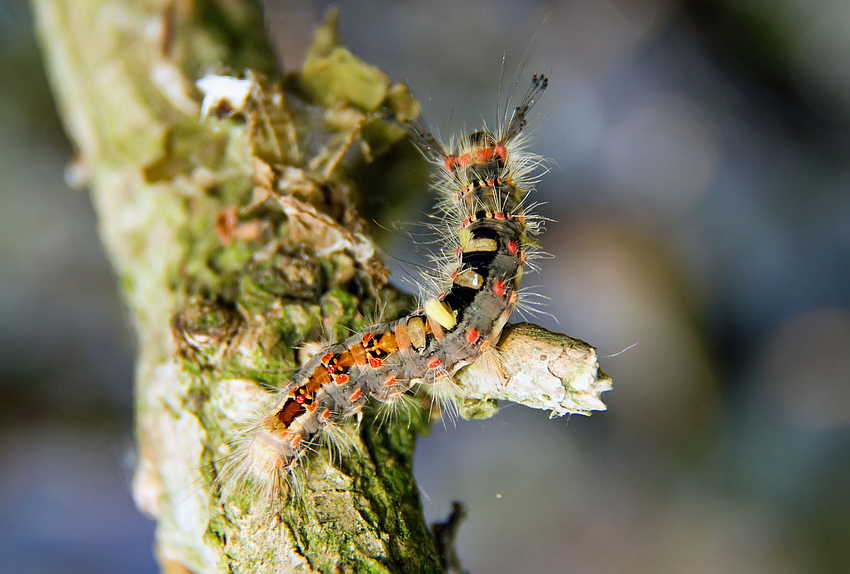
<box><xmin>31</xmin><ymin>1</ymin><xmax>611</xmax><ymax>573</ymax></box>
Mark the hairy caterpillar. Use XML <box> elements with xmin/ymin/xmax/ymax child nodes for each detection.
<box><xmin>220</xmin><ymin>73</ymin><xmax>549</xmax><ymax>504</ymax></box>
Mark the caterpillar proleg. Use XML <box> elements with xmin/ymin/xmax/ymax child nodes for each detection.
<box><xmin>220</xmin><ymin>73</ymin><xmax>550</xmax><ymax>506</ymax></box>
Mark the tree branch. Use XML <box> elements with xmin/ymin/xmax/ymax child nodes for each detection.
<box><xmin>31</xmin><ymin>1</ymin><xmax>611</xmax><ymax>572</ymax></box>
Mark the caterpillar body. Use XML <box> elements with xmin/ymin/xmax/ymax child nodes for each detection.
<box><xmin>223</xmin><ymin>73</ymin><xmax>549</xmax><ymax>503</ymax></box>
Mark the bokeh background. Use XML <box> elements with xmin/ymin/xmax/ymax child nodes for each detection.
<box><xmin>2</xmin><ymin>0</ymin><xmax>850</xmax><ymax>572</ymax></box>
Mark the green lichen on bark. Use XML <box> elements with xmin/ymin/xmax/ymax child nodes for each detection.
<box><xmin>32</xmin><ymin>0</ymin><xmax>440</xmax><ymax>572</ymax></box>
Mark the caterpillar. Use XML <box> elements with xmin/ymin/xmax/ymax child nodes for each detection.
<box><xmin>221</xmin><ymin>73</ymin><xmax>549</xmax><ymax>504</ymax></box>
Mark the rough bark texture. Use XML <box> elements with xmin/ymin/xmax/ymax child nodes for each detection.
<box><xmin>31</xmin><ymin>1</ymin><xmax>611</xmax><ymax>573</ymax></box>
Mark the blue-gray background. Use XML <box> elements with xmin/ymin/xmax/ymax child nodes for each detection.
<box><xmin>2</xmin><ymin>0</ymin><xmax>850</xmax><ymax>572</ymax></box>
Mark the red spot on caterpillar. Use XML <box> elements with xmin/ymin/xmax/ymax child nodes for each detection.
<box><xmin>295</xmin><ymin>395</ymin><xmax>305</xmax><ymax>404</ymax></box>
<box><xmin>494</xmin><ymin>279</ymin><xmax>506</xmax><ymax>297</ymax></box>
<box><xmin>319</xmin><ymin>409</ymin><xmax>331</xmax><ymax>422</ymax></box>
<box><xmin>495</xmin><ymin>144</ymin><xmax>507</xmax><ymax>160</ymax></box>
<box><xmin>368</xmin><ymin>356</ymin><xmax>384</xmax><ymax>369</ymax></box>
<box><xmin>485</xmin><ymin>178</ymin><xmax>495</xmax><ymax>187</ymax></box>
<box><xmin>384</xmin><ymin>375</ymin><xmax>398</xmax><ymax>386</ymax></box>
<box><xmin>327</xmin><ymin>363</ymin><xmax>337</xmax><ymax>373</ymax></box>
<box><xmin>450</xmin><ymin>270</ymin><xmax>458</xmax><ymax>280</ymax></box>
<box><xmin>508</xmin><ymin>240</ymin><xmax>518</xmax><ymax>254</ymax></box>
<box><xmin>494</xmin><ymin>212</ymin><xmax>505</xmax><ymax>220</ymax></box>
<box><xmin>321</xmin><ymin>352</ymin><xmax>334</xmax><ymax>364</ymax></box>
<box><xmin>466</xmin><ymin>328</ymin><xmax>479</xmax><ymax>344</ymax></box>
<box><xmin>455</xmin><ymin>247</ymin><xmax>462</xmax><ymax>258</ymax></box>
<box><xmin>334</xmin><ymin>373</ymin><xmax>350</xmax><ymax>385</ymax></box>
<box><xmin>427</xmin><ymin>356</ymin><xmax>442</xmax><ymax>369</ymax></box>
<box><xmin>349</xmin><ymin>388</ymin><xmax>362</xmax><ymax>402</ymax></box>
<box><xmin>457</xmin><ymin>153</ymin><xmax>471</xmax><ymax>166</ymax></box>
<box><xmin>444</xmin><ymin>156</ymin><xmax>456</xmax><ymax>171</ymax></box>
<box><xmin>463</xmin><ymin>218</ymin><xmax>471</xmax><ymax>228</ymax></box>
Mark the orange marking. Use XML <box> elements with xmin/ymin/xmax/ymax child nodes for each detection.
<box><xmin>362</xmin><ymin>331</ymin><xmax>373</xmax><ymax>344</ymax></box>
<box><xmin>335</xmin><ymin>350</ymin><xmax>355</xmax><ymax>368</ymax></box>
<box><xmin>289</xmin><ymin>433</ymin><xmax>302</xmax><ymax>448</ymax></box>
<box><xmin>368</xmin><ymin>356</ymin><xmax>384</xmax><ymax>369</ymax></box>
<box><xmin>508</xmin><ymin>240</ymin><xmax>518</xmax><ymax>254</ymax></box>
<box><xmin>455</xmin><ymin>247</ymin><xmax>461</xmax><ymax>258</ymax></box>
<box><xmin>277</xmin><ymin>400</ymin><xmax>304</xmax><ymax>426</ymax></box>
<box><xmin>350</xmin><ymin>343</ymin><xmax>367</xmax><ymax>367</ymax></box>
<box><xmin>427</xmin><ymin>356</ymin><xmax>442</xmax><ymax>369</ymax></box>
<box><xmin>319</xmin><ymin>409</ymin><xmax>331</xmax><ymax>422</ymax></box>
<box><xmin>463</xmin><ymin>218</ymin><xmax>471</xmax><ymax>227</ymax></box>
<box><xmin>384</xmin><ymin>375</ymin><xmax>398</xmax><ymax>386</ymax></box>
<box><xmin>334</xmin><ymin>373</ymin><xmax>350</xmax><ymax>385</ymax></box>
<box><xmin>394</xmin><ymin>322</ymin><xmax>411</xmax><ymax>352</ymax></box>
<box><xmin>321</xmin><ymin>352</ymin><xmax>334</xmax><ymax>364</ymax></box>
<box><xmin>295</xmin><ymin>395</ymin><xmax>305</xmax><ymax>404</ymax></box>
<box><xmin>426</xmin><ymin>315</ymin><xmax>444</xmax><ymax>340</ymax></box>
<box><xmin>495</xmin><ymin>212</ymin><xmax>505</xmax><ymax>220</ymax></box>
<box><xmin>444</xmin><ymin>156</ymin><xmax>456</xmax><ymax>171</ymax></box>
<box><xmin>305</xmin><ymin>401</ymin><xmax>317</xmax><ymax>413</ymax></box>
<box><xmin>312</xmin><ymin>368</ymin><xmax>331</xmax><ymax>387</ymax></box>
<box><xmin>495</xmin><ymin>144</ymin><xmax>507</xmax><ymax>159</ymax></box>
<box><xmin>481</xmin><ymin>340</ymin><xmax>492</xmax><ymax>350</ymax></box>
<box><xmin>349</xmin><ymin>388</ymin><xmax>362</xmax><ymax>402</ymax></box>
<box><xmin>494</xmin><ymin>279</ymin><xmax>506</xmax><ymax>297</ymax></box>
<box><xmin>377</xmin><ymin>332</ymin><xmax>398</xmax><ymax>354</ymax></box>
<box><xmin>451</xmin><ymin>270</ymin><xmax>458</xmax><ymax>280</ymax></box>
<box><xmin>466</xmin><ymin>328</ymin><xmax>479</xmax><ymax>344</ymax></box>
<box><xmin>457</xmin><ymin>153</ymin><xmax>471</xmax><ymax>166</ymax></box>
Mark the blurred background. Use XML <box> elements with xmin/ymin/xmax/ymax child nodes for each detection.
<box><xmin>2</xmin><ymin>0</ymin><xmax>849</xmax><ymax>572</ymax></box>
